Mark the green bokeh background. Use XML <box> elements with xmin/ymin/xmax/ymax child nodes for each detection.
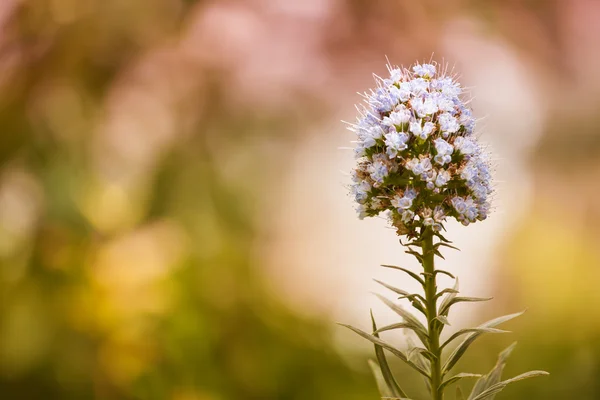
<box><xmin>0</xmin><ymin>1</ymin><xmax>599</xmax><ymax>399</ymax></box>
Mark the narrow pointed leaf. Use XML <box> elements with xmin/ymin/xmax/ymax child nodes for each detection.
<box><xmin>469</xmin><ymin>371</ymin><xmax>549</xmax><ymax>400</ymax></box>
<box><xmin>434</xmin><ymin>231</ymin><xmax>452</xmax><ymax>243</ymax></box>
<box><xmin>375</xmin><ymin>294</ymin><xmax>429</xmax><ymax>346</ymax></box>
<box><xmin>339</xmin><ymin>324</ymin><xmax>430</xmax><ymax>378</ymax></box>
<box><xmin>434</xmin><ymin>249</ymin><xmax>446</xmax><ymax>259</ymax></box>
<box><xmin>374</xmin><ymin>280</ymin><xmax>427</xmax><ymax>314</ymax></box>
<box><xmin>371</xmin><ymin>311</ymin><xmax>407</xmax><ymax>398</ymax></box>
<box><xmin>406</xmin><ymin>346</ymin><xmax>435</xmax><ymax>363</ymax></box>
<box><xmin>441</xmin><ymin>328</ymin><xmax>509</xmax><ymax>350</ymax></box>
<box><xmin>442</xmin><ymin>311</ymin><xmax>525</xmax><ymax>374</ymax></box>
<box><xmin>435</xmin><ymin>315</ymin><xmax>451</xmax><ymax>326</ymax></box>
<box><xmin>439</xmin><ymin>373</ymin><xmax>482</xmax><ymax>392</ymax></box>
<box><xmin>374</xmin><ymin>279</ymin><xmax>410</xmax><ymax>297</ymax></box>
<box><xmin>438</xmin><ymin>278</ymin><xmax>460</xmax><ymax>317</ymax></box>
<box><xmin>437</xmin><ymin>242</ymin><xmax>460</xmax><ymax>251</ymax></box>
<box><xmin>374</xmin><ymin>322</ymin><xmax>415</xmax><ymax>334</ymax></box>
<box><xmin>381</xmin><ymin>265</ymin><xmax>425</xmax><ymax>286</ymax></box>
<box><xmin>439</xmin><ymin>297</ymin><xmax>493</xmax><ymax>316</ymax></box>
<box><xmin>433</xmin><ymin>269</ymin><xmax>456</xmax><ymax>278</ymax></box>
<box><xmin>456</xmin><ymin>386</ymin><xmax>466</xmax><ymax>400</ymax></box>
<box><xmin>405</xmin><ymin>250</ymin><xmax>424</xmax><ymax>262</ymax></box>
<box><xmin>435</xmin><ymin>288</ymin><xmax>459</xmax><ymax>299</ymax></box>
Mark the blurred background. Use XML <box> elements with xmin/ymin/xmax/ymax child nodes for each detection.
<box><xmin>0</xmin><ymin>0</ymin><xmax>599</xmax><ymax>399</ymax></box>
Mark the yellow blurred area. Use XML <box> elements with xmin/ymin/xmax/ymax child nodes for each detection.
<box><xmin>0</xmin><ymin>0</ymin><xmax>599</xmax><ymax>399</ymax></box>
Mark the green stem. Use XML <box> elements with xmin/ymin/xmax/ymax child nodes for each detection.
<box><xmin>422</xmin><ymin>228</ymin><xmax>443</xmax><ymax>400</ymax></box>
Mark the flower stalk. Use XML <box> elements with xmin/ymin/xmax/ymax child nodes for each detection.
<box><xmin>422</xmin><ymin>229</ymin><xmax>443</xmax><ymax>400</ymax></box>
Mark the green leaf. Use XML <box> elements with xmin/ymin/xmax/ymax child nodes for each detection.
<box><xmin>373</xmin><ymin>280</ymin><xmax>427</xmax><ymax>315</ymax></box>
<box><xmin>436</xmin><ymin>242</ymin><xmax>461</xmax><ymax>251</ymax></box>
<box><xmin>406</xmin><ymin>346</ymin><xmax>436</xmax><ymax>363</ymax></box>
<box><xmin>469</xmin><ymin>371</ymin><xmax>549</xmax><ymax>400</ymax></box>
<box><xmin>442</xmin><ymin>311</ymin><xmax>525</xmax><ymax>374</ymax></box>
<box><xmin>434</xmin><ymin>249</ymin><xmax>446</xmax><ymax>259</ymax></box>
<box><xmin>435</xmin><ymin>288</ymin><xmax>460</xmax><ymax>299</ymax></box>
<box><xmin>440</xmin><ymin>328</ymin><xmax>509</xmax><ymax>351</ymax></box>
<box><xmin>374</xmin><ymin>322</ymin><xmax>417</xmax><ymax>334</ymax></box>
<box><xmin>438</xmin><ymin>278</ymin><xmax>460</xmax><ymax>317</ymax></box>
<box><xmin>433</xmin><ymin>269</ymin><xmax>456</xmax><ymax>279</ymax></box>
<box><xmin>381</xmin><ymin>265</ymin><xmax>425</xmax><ymax>286</ymax></box>
<box><xmin>375</xmin><ymin>294</ymin><xmax>429</xmax><ymax>346</ymax></box>
<box><xmin>374</xmin><ymin>279</ymin><xmax>411</xmax><ymax>297</ymax></box>
<box><xmin>435</xmin><ymin>315</ymin><xmax>451</xmax><ymax>326</ymax></box>
<box><xmin>405</xmin><ymin>249</ymin><xmax>424</xmax><ymax>262</ymax></box>
<box><xmin>468</xmin><ymin>342</ymin><xmax>517</xmax><ymax>400</ymax></box>
<box><xmin>439</xmin><ymin>296</ymin><xmax>493</xmax><ymax>316</ymax></box>
<box><xmin>370</xmin><ymin>311</ymin><xmax>407</xmax><ymax>398</ymax></box>
<box><xmin>434</xmin><ymin>231</ymin><xmax>452</xmax><ymax>243</ymax></box>
<box><xmin>339</xmin><ymin>324</ymin><xmax>430</xmax><ymax>378</ymax></box>
<box><xmin>406</xmin><ymin>336</ymin><xmax>432</xmax><ymax>392</ymax></box>
<box><xmin>439</xmin><ymin>373</ymin><xmax>482</xmax><ymax>392</ymax></box>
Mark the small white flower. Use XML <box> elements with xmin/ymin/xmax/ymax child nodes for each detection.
<box><xmin>410</xmin><ymin>78</ymin><xmax>429</xmax><ymax>95</ymax></box>
<box><xmin>435</xmin><ymin>170</ymin><xmax>450</xmax><ymax>187</ymax></box>
<box><xmin>439</xmin><ymin>113</ymin><xmax>460</xmax><ymax>134</ymax></box>
<box><xmin>454</xmin><ymin>136</ymin><xmax>478</xmax><ymax>155</ymax></box>
<box><xmin>434</xmin><ymin>138</ymin><xmax>453</xmax><ymax>155</ymax></box>
<box><xmin>412</xmin><ymin>96</ymin><xmax>438</xmax><ymax>117</ymax></box>
<box><xmin>356</xmin><ymin>204</ymin><xmax>369</xmax><ymax>219</ymax></box>
<box><xmin>369</xmin><ymin>160</ymin><xmax>389</xmax><ymax>184</ymax></box>
<box><xmin>391</xmin><ymin>194</ymin><xmax>412</xmax><ymax>210</ymax></box>
<box><xmin>385</xmin><ymin>131</ymin><xmax>409</xmax><ymax>158</ymax></box>
<box><xmin>401</xmin><ymin>209</ymin><xmax>415</xmax><ymax>223</ymax></box>
<box><xmin>383</xmin><ymin>108</ymin><xmax>412</xmax><ymax>126</ymax></box>
<box><xmin>412</xmin><ymin>63</ymin><xmax>436</xmax><ymax>78</ymax></box>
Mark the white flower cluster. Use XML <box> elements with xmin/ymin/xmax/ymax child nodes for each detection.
<box><xmin>348</xmin><ymin>61</ymin><xmax>492</xmax><ymax>236</ymax></box>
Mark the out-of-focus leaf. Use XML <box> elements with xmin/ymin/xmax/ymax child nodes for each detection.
<box><xmin>442</xmin><ymin>311</ymin><xmax>525</xmax><ymax>374</ymax></box>
<box><xmin>369</xmin><ymin>359</ymin><xmax>393</xmax><ymax>398</ymax></box>
<box><xmin>457</xmin><ymin>386</ymin><xmax>466</xmax><ymax>400</ymax></box>
<box><xmin>435</xmin><ymin>315</ymin><xmax>451</xmax><ymax>326</ymax></box>
<box><xmin>370</xmin><ymin>311</ymin><xmax>407</xmax><ymax>398</ymax></box>
<box><xmin>468</xmin><ymin>342</ymin><xmax>517</xmax><ymax>400</ymax></box>
<box><xmin>339</xmin><ymin>324</ymin><xmax>430</xmax><ymax>378</ymax></box>
<box><xmin>469</xmin><ymin>371</ymin><xmax>549</xmax><ymax>400</ymax></box>
<box><xmin>381</xmin><ymin>397</ymin><xmax>417</xmax><ymax>400</ymax></box>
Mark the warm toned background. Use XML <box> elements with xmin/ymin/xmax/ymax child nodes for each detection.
<box><xmin>0</xmin><ymin>0</ymin><xmax>599</xmax><ymax>399</ymax></box>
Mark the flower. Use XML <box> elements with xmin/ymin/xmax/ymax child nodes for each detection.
<box><xmin>346</xmin><ymin>61</ymin><xmax>493</xmax><ymax>236</ymax></box>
